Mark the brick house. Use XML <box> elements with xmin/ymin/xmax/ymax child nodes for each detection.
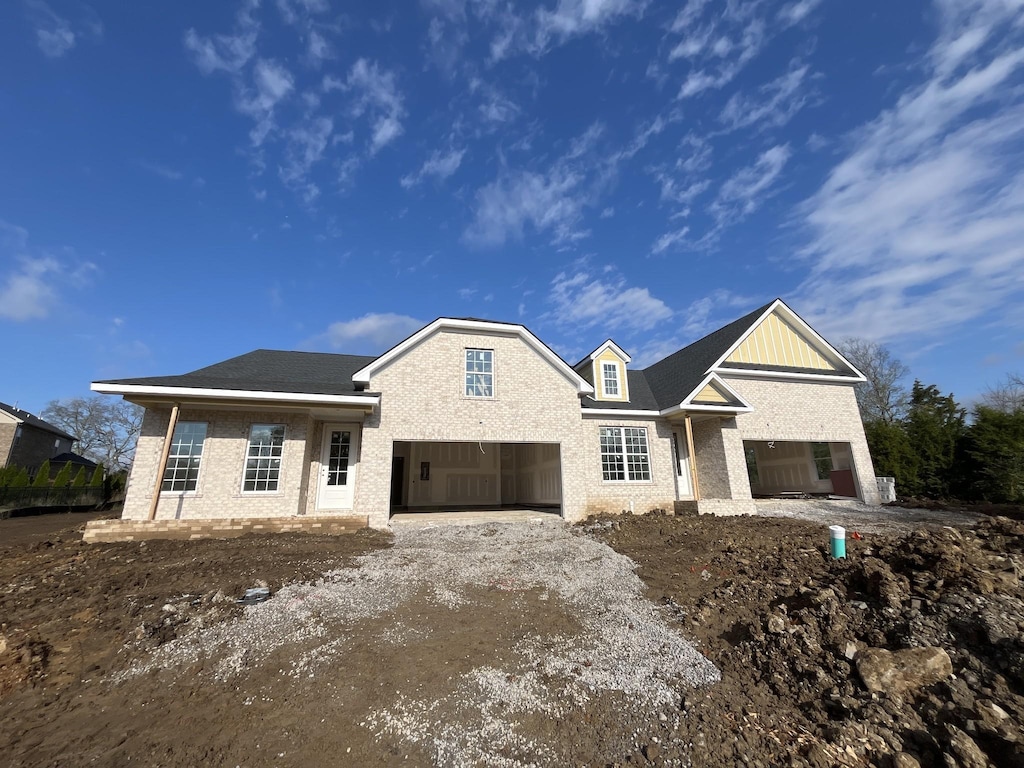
<box><xmin>90</xmin><ymin>299</ymin><xmax>880</xmax><ymax>531</ymax></box>
<box><xmin>0</xmin><ymin>401</ymin><xmax>76</xmax><ymax>473</ymax></box>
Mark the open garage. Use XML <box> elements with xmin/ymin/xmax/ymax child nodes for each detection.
<box><xmin>743</xmin><ymin>439</ymin><xmax>862</xmax><ymax>499</ymax></box>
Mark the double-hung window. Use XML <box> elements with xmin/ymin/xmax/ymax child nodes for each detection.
<box><xmin>600</xmin><ymin>426</ymin><xmax>651</xmax><ymax>481</ymax></box>
<box><xmin>465</xmin><ymin>349</ymin><xmax>493</xmax><ymax>397</ymax></box>
<box><xmin>243</xmin><ymin>424</ymin><xmax>285</xmax><ymax>492</ymax></box>
<box><xmin>602</xmin><ymin>362</ymin><xmax>620</xmax><ymax>397</ymax></box>
<box><xmin>162</xmin><ymin>422</ymin><xmax>207</xmax><ymax>492</ymax></box>
<box><xmin>811</xmin><ymin>442</ymin><xmax>833</xmax><ymax>481</ymax></box>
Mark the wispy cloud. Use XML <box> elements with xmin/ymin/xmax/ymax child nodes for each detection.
<box><xmin>400</xmin><ymin>147</ymin><xmax>465</xmax><ymax>188</ymax></box>
<box><xmin>547</xmin><ymin>269</ymin><xmax>673</xmax><ymax>335</ymax></box>
<box><xmin>718</xmin><ymin>63</ymin><xmax>812</xmax><ymax>131</ymax></box>
<box><xmin>794</xmin><ymin>0</ymin><xmax>1024</xmax><ymax>343</ymax></box>
<box><xmin>340</xmin><ymin>58</ymin><xmax>406</xmax><ymax>155</ymax></box>
<box><xmin>711</xmin><ymin>144</ymin><xmax>791</xmax><ymax>224</ymax></box>
<box><xmin>650</xmin><ymin>226</ymin><xmax>690</xmax><ymax>255</ymax></box>
<box><xmin>0</xmin><ymin>220</ymin><xmax>97</xmax><ymax>322</ymax></box>
<box><xmin>183</xmin><ymin>0</ymin><xmax>259</xmax><ymax>75</ymax></box>
<box><xmin>778</xmin><ymin>0</ymin><xmax>823</xmax><ymax>27</ymax></box>
<box><xmin>138</xmin><ymin>160</ymin><xmax>185</xmax><ymax>181</ymax></box>
<box><xmin>25</xmin><ymin>0</ymin><xmax>102</xmax><ymax>58</ymax></box>
<box><xmin>312</xmin><ymin>312</ymin><xmax>424</xmax><ymax>352</ymax></box>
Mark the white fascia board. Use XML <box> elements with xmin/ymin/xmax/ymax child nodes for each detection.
<box><xmin>660</xmin><ymin>403</ymin><xmax>754</xmax><ymax>416</ymax></box>
<box><xmin>90</xmin><ymin>382</ymin><xmax>380</xmax><ymax>407</ymax></box>
<box><xmin>708</xmin><ymin>299</ymin><xmax>866</xmax><ymax>381</ymax></box>
<box><xmin>588</xmin><ymin>339</ymin><xmax>631</xmax><ymax>364</ymax></box>
<box><xmin>680</xmin><ymin>372</ymin><xmax>753</xmax><ymax>409</ymax></box>
<box><xmin>581</xmin><ymin>408</ymin><xmax>662</xmax><ymax>417</ymax></box>
<box><xmin>716</xmin><ymin>368</ymin><xmax>866</xmax><ymax>384</ymax></box>
<box><xmin>352</xmin><ymin>317</ymin><xmax>595</xmax><ymax>394</ymax></box>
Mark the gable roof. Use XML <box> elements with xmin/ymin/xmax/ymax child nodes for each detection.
<box><xmin>353</xmin><ymin>317</ymin><xmax>594</xmax><ymax>394</ymax></box>
<box><xmin>0</xmin><ymin>401</ymin><xmax>76</xmax><ymax>441</ymax></box>
<box><xmin>581</xmin><ymin>370</ymin><xmax>660</xmax><ymax>411</ymax></box>
<box><xmin>93</xmin><ymin>350</ymin><xmax>379</xmax><ymax>397</ymax></box>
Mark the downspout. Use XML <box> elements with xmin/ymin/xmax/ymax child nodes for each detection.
<box><xmin>684</xmin><ymin>414</ymin><xmax>701</xmax><ymax>501</ymax></box>
<box><xmin>148</xmin><ymin>404</ymin><xmax>179</xmax><ymax>521</ymax></box>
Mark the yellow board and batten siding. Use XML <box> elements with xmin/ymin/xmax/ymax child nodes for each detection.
<box><xmin>726</xmin><ymin>311</ymin><xmax>838</xmax><ymax>371</ymax></box>
<box><xmin>593</xmin><ymin>349</ymin><xmax>629</xmax><ymax>402</ymax></box>
<box><xmin>692</xmin><ymin>382</ymin><xmax>730</xmax><ymax>404</ymax></box>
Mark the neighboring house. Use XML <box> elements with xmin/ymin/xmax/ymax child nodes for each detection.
<box><xmin>49</xmin><ymin>451</ymin><xmax>98</xmax><ymax>477</ymax></box>
<box><xmin>90</xmin><ymin>299</ymin><xmax>880</xmax><ymax>530</ymax></box>
<box><xmin>0</xmin><ymin>401</ymin><xmax>77</xmax><ymax>472</ymax></box>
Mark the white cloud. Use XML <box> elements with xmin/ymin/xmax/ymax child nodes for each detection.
<box><xmin>778</xmin><ymin>0</ymin><xmax>823</xmax><ymax>27</ymax></box>
<box><xmin>719</xmin><ymin>64</ymin><xmax>811</xmax><ymax>131</ymax></box>
<box><xmin>183</xmin><ymin>0</ymin><xmax>259</xmax><ymax>75</ymax></box>
<box><xmin>400</xmin><ymin>147</ymin><xmax>466</xmax><ymax>188</ymax></box>
<box><xmin>485</xmin><ymin>0</ymin><xmax>646</xmax><ymax>60</ymax></box>
<box><xmin>138</xmin><ymin>160</ymin><xmax>185</xmax><ymax>181</ymax></box>
<box><xmin>794</xmin><ymin>0</ymin><xmax>1024</xmax><ymax>343</ymax></box>
<box><xmin>25</xmin><ymin>0</ymin><xmax>101</xmax><ymax>58</ymax></box>
<box><xmin>711</xmin><ymin>144</ymin><xmax>791</xmax><ymax>223</ymax></box>
<box><xmin>342</xmin><ymin>58</ymin><xmax>406</xmax><ymax>155</ymax></box>
<box><xmin>650</xmin><ymin>226</ymin><xmax>690</xmax><ymax>255</ymax></box>
<box><xmin>548</xmin><ymin>270</ymin><xmax>673</xmax><ymax>334</ymax></box>
<box><xmin>235</xmin><ymin>58</ymin><xmax>295</xmax><ymax>146</ymax></box>
<box><xmin>280</xmin><ymin>116</ymin><xmax>333</xmax><ymax>201</ymax></box>
<box><xmin>0</xmin><ymin>221</ymin><xmax>96</xmax><ymax>322</ymax></box>
<box><xmin>316</xmin><ymin>313</ymin><xmax>424</xmax><ymax>351</ymax></box>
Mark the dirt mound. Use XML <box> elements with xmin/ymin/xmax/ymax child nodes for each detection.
<box><xmin>595</xmin><ymin>512</ymin><xmax>1024</xmax><ymax>767</ymax></box>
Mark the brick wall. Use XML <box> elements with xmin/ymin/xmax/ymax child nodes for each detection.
<box><xmin>0</xmin><ymin>423</ymin><xmax>15</xmax><ymax>466</ymax></box>
<box><xmin>7</xmin><ymin>425</ymin><xmax>66</xmax><ymax>472</ymax></box>
<box><xmin>725</xmin><ymin>376</ymin><xmax>881</xmax><ymax>505</ymax></box>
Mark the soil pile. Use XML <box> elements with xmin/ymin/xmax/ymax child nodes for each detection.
<box><xmin>595</xmin><ymin>512</ymin><xmax>1024</xmax><ymax>767</ymax></box>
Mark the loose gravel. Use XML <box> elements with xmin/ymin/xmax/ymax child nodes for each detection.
<box><xmin>753</xmin><ymin>499</ymin><xmax>984</xmax><ymax>534</ymax></box>
<box><xmin>118</xmin><ymin>520</ymin><xmax>720</xmax><ymax>766</ymax></box>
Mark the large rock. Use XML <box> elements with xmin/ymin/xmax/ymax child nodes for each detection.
<box><xmin>855</xmin><ymin>647</ymin><xmax>953</xmax><ymax>693</ymax></box>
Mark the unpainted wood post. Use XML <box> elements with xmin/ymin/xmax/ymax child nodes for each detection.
<box><xmin>684</xmin><ymin>414</ymin><xmax>701</xmax><ymax>501</ymax></box>
<box><xmin>148</xmin><ymin>404</ymin><xmax>179</xmax><ymax>521</ymax></box>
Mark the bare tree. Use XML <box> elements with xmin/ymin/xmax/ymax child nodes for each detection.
<box><xmin>980</xmin><ymin>373</ymin><xmax>1024</xmax><ymax>413</ymax></box>
<box><xmin>837</xmin><ymin>338</ymin><xmax>911</xmax><ymax>424</ymax></box>
<box><xmin>41</xmin><ymin>396</ymin><xmax>144</xmax><ymax>472</ymax></box>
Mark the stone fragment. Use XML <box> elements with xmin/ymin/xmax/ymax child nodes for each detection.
<box><xmin>855</xmin><ymin>647</ymin><xmax>953</xmax><ymax>693</ymax></box>
<box><xmin>891</xmin><ymin>752</ymin><xmax>921</xmax><ymax>768</ymax></box>
<box><xmin>767</xmin><ymin>615</ymin><xmax>787</xmax><ymax>634</ymax></box>
<box><xmin>947</xmin><ymin>725</ymin><xmax>989</xmax><ymax>768</ymax></box>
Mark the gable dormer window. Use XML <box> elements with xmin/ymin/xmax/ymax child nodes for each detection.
<box><xmin>465</xmin><ymin>349</ymin><xmax>493</xmax><ymax>397</ymax></box>
<box><xmin>602</xmin><ymin>362</ymin><xmax>620</xmax><ymax>397</ymax></box>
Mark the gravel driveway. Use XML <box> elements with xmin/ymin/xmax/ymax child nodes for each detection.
<box><xmin>121</xmin><ymin>520</ymin><xmax>720</xmax><ymax>766</ymax></box>
<box><xmin>753</xmin><ymin>499</ymin><xmax>985</xmax><ymax>533</ymax></box>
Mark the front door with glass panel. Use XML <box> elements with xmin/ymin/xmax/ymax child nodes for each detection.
<box><xmin>317</xmin><ymin>424</ymin><xmax>359</xmax><ymax>509</ymax></box>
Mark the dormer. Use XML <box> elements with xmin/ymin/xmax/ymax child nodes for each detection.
<box><xmin>576</xmin><ymin>340</ymin><xmax>631</xmax><ymax>403</ymax></box>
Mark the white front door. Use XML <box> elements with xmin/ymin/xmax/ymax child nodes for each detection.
<box><xmin>317</xmin><ymin>424</ymin><xmax>359</xmax><ymax>510</ymax></box>
<box><xmin>673</xmin><ymin>429</ymin><xmax>693</xmax><ymax>498</ymax></box>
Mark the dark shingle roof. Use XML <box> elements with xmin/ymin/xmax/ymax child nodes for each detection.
<box><xmin>51</xmin><ymin>451</ymin><xmax>98</xmax><ymax>469</ymax></box>
<box><xmin>95</xmin><ymin>350</ymin><xmax>380</xmax><ymax>396</ymax></box>
<box><xmin>0</xmin><ymin>401</ymin><xmax>76</xmax><ymax>441</ymax></box>
<box><xmin>581</xmin><ymin>371</ymin><xmax>660</xmax><ymax>410</ymax></box>
<box><xmin>641</xmin><ymin>301</ymin><xmax>776</xmax><ymax>410</ymax></box>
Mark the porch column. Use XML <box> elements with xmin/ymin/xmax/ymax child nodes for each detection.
<box><xmin>684</xmin><ymin>414</ymin><xmax>701</xmax><ymax>501</ymax></box>
<box><xmin>148</xmin><ymin>404</ymin><xmax>179</xmax><ymax>521</ymax></box>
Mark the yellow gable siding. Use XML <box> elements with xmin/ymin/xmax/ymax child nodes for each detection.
<box><xmin>726</xmin><ymin>311</ymin><xmax>838</xmax><ymax>371</ymax></box>
<box><xmin>693</xmin><ymin>382</ymin><xmax>730</xmax><ymax>404</ymax></box>
<box><xmin>593</xmin><ymin>349</ymin><xmax>628</xmax><ymax>401</ymax></box>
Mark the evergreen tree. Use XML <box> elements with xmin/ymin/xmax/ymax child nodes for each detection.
<box><xmin>0</xmin><ymin>466</ymin><xmax>16</xmax><ymax>487</ymax></box>
<box><xmin>72</xmin><ymin>467</ymin><xmax>88</xmax><ymax>487</ymax></box>
<box><xmin>864</xmin><ymin>421</ymin><xmax>919</xmax><ymax>495</ymax></box>
<box><xmin>32</xmin><ymin>460</ymin><xmax>52</xmax><ymax>488</ymax></box>
<box><xmin>962</xmin><ymin>405</ymin><xmax>1024</xmax><ymax>503</ymax></box>
<box><xmin>904</xmin><ymin>381</ymin><xmax>966</xmax><ymax>498</ymax></box>
<box><xmin>53</xmin><ymin>461</ymin><xmax>74</xmax><ymax>488</ymax></box>
<box><xmin>89</xmin><ymin>464</ymin><xmax>105</xmax><ymax>487</ymax></box>
<box><xmin>11</xmin><ymin>468</ymin><xmax>30</xmax><ymax>487</ymax></box>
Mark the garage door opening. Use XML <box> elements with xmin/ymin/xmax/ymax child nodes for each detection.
<box><xmin>743</xmin><ymin>440</ymin><xmax>861</xmax><ymax>500</ymax></box>
<box><xmin>389</xmin><ymin>441</ymin><xmax>562</xmax><ymax>518</ymax></box>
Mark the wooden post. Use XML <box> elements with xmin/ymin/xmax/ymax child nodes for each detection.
<box><xmin>148</xmin><ymin>404</ymin><xmax>179</xmax><ymax>521</ymax></box>
<box><xmin>684</xmin><ymin>414</ymin><xmax>701</xmax><ymax>501</ymax></box>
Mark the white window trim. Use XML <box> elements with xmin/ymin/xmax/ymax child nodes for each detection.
<box><xmin>241</xmin><ymin>423</ymin><xmax>287</xmax><ymax>495</ymax></box>
<box><xmin>464</xmin><ymin>348</ymin><xmax>496</xmax><ymax>399</ymax></box>
<box><xmin>160</xmin><ymin>421</ymin><xmax>208</xmax><ymax>495</ymax></box>
<box><xmin>599</xmin><ymin>426</ymin><xmax>653</xmax><ymax>483</ymax></box>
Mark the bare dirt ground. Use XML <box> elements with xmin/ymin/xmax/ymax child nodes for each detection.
<box><xmin>1</xmin><ymin>505</ymin><xmax>1022</xmax><ymax>768</ymax></box>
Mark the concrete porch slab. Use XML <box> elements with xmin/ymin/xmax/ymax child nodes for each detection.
<box><xmin>389</xmin><ymin>509</ymin><xmax>562</xmax><ymax>527</ymax></box>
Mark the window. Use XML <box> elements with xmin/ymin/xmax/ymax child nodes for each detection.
<box><xmin>12</xmin><ymin>426</ymin><xmax>21</xmax><ymax>450</ymax></box>
<box><xmin>162</xmin><ymin>422</ymin><xmax>207</xmax><ymax>492</ymax></box>
<box><xmin>602</xmin><ymin>362</ymin><xmax>620</xmax><ymax>397</ymax></box>
<box><xmin>812</xmin><ymin>442</ymin><xmax>833</xmax><ymax>480</ymax></box>
<box><xmin>745</xmin><ymin>445</ymin><xmax>760</xmax><ymax>486</ymax></box>
<box><xmin>465</xmin><ymin>349</ymin><xmax>493</xmax><ymax>397</ymax></box>
<box><xmin>244</xmin><ymin>424</ymin><xmax>285</xmax><ymax>492</ymax></box>
<box><xmin>600</xmin><ymin>427</ymin><xmax>651</xmax><ymax>481</ymax></box>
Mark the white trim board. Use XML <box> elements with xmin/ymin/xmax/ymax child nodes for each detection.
<box><xmin>91</xmin><ymin>383</ymin><xmax>380</xmax><ymax>407</ymax></box>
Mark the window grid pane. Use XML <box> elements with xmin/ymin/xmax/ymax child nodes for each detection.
<box><xmin>243</xmin><ymin>424</ymin><xmax>285</xmax><ymax>492</ymax></box>
<box><xmin>465</xmin><ymin>349</ymin><xmax>494</xmax><ymax>397</ymax></box>
<box><xmin>600</xmin><ymin>426</ymin><xmax>650</xmax><ymax>482</ymax></box>
<box><xmin>602</xmin><ymin>363</ymin><xmax>619</xmax><ymax>396</ymax></box>
<box><xmin>161</xmin><ymin>422</ymin><xmax>207</xmax><ymax>492</ymax></box>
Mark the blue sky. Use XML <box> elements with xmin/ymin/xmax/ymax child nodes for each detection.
<box><xmin>2</xmin><ymin>0</ymin><xmax>1023</xmax><ymax>414</ymax></box>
